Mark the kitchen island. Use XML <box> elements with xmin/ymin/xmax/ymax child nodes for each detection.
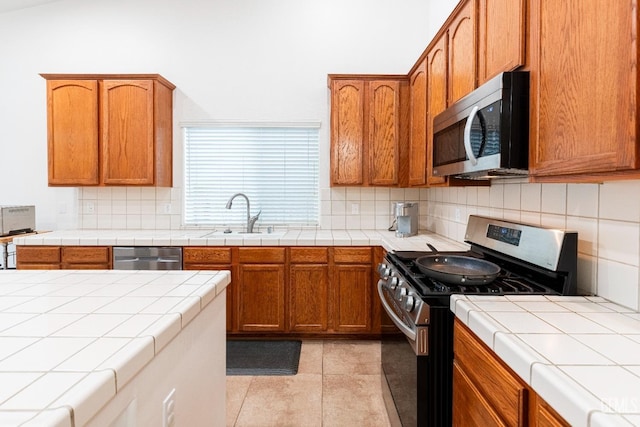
<box><xmin>0</xmin><ymin>269</ymin><xmax>230</xmax><ymax>426</ymax></box>
<box><xmin>451</xmin><ymin>294</ymin><xmax>640</xmax><ymax>426</ymax></box>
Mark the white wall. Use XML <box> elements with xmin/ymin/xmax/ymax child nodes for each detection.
<box><xmin>0</xmin><ymin>0</ymin><xmax>444</xmax><ymax>230</ymax></box>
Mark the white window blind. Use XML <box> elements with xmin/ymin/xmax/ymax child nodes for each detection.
<box><xmin>183</xmin><ymin>124</ymin><xmax>320</xmax><ymax>227</ymax></box>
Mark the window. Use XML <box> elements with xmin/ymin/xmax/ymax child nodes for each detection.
<box><xmin>183</xmin><ymin>123</ymin><xmax>320</xmax><ymax>228</ymax></box>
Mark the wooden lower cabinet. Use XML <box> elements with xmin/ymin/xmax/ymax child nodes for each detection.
<box><xmin>183</xmin><ymin>247</ymin><xmax>234</xmax><ymax>331</ymax></box>
<box><xmin>61</xmin><ymin>246</ymin><xmax>111</xmax><ymax>269</ymax></box>
<box><xmin>17</xmin><ymin>246</ymin><xmax>111</xmax><ymax>269</ymax></box>
<box><xmin>331</xmin><ymin>247</ymin><xmax>373</xmax><ymax>333</ymax></box>
<box><xmin>454</xmin><ymin>319</ymin><xmax>569</xmax><ymax>426</ymax></box>
<box><xmin>289</xmin><ymin>247</ymin><xmax>329</xmax><ymax>332</ymax></box>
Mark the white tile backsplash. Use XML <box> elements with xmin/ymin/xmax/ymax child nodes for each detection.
<box><xmin>75</xmin><ymin>179</ymin><xmax>640</xmax><ymax>311</ymax></box>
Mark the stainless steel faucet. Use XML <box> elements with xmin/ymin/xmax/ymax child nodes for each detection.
<box><xmin>225</xmin><ymin>193</ymin><xmax>261</xmax><ymax>233</ymax></box>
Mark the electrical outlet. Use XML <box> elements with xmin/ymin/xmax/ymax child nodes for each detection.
<box><xmin>163</xmin><ymin>203</ymin><xmax>172</xmax><ymax>214</ymax></box>
<box><xmin>162</xmin><ymin>388</ymin><xmax>176</xmax><ymax>427</ymax></box>
<box><xmin>454</xmin><ymin>208</ymin><xmax>461</xmax><ymax>222</ymax></box>
<box><xmin>85</xmin><ymin>202</ymin><xmax>95</xmax><ymax>214</ymax></box>
<box><xmin>351</xmin><ymin>203</ymin><xmax>360</xmax><ymax>215</ymax></box>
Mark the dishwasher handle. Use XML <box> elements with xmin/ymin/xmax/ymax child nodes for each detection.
<box><xmin>113</xmin><ymin>247</ymin><xmax>183</xmax><ymax>270</ymax></box>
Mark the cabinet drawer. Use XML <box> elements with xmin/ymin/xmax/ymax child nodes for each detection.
<box><xmin>290</xmin><ymin>247</ymin><xmax>328</xmax><ymax>263</ymax></box>
<box><xmin>333</xmin><ymin>247</ymin><xmax>372</xmax><ymax>263</ymax></box>
<box><xmin>454</xmin><ymin>320</ymin><xmax>526</xmax><ymax>426</ymax></box>
<box><xmin>16</xmin><ymin>246</ymin><xmax>61</xmax><ymax>263</ymax></box>
<box><xmin>238</xmin><ymin>247</ymin><xmax>285</xmax><ymax>263</ymax></box>
<box><xmin>62</xmin><ymin>246</ymin><xmax>111</xmax><ymax>263</ymax></box>
<box><xmin>183</xmin><ymin>247</ymin><xmax>232</xmax><ymax>264</ymax></box>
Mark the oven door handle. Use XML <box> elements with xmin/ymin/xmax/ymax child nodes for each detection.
<box><xmin>377</xmin><ymin>280</ymin><xmax>417</xmax><ymax>341</ymax></box>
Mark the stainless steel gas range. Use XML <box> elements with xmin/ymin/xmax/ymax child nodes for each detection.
<box><xmin>377</xmin><ymin>215</ymin><xmax>578</xmax><ymax>427</ymax></box>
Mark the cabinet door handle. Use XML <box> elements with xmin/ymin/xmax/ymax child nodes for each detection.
<box><xmin>463</xmin><ymin>105</ymin><xmax>480</xmax><ymax>166</ymax></box>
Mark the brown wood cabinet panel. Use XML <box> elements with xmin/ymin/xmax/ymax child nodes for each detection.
<box><xmin>368</xmin><ymin>80</ymin><xmax>401</xmax><ymax>186</ymax></box>
<box><xmin>238</xmin><ymin>264</ymin><xmax>286</xmax><ymax>332</ymax></box>
<box><xmin>101</xmin><ymin>80</ymin><xmax>155</xmax><ymax>185</ymax></box>
<box><xmin>477</xmin><ymin>0</ymin><xmax>526</xmax><ymax>84</ymax></box>
<box><xmin>426</xmin><ymin>37</ymin><xmax>448</xmax><ymax>187</ymax></box>
<box><xmin>289</xmin><ymin>264</ymin><xmax>329</xmax><ymax>332</ymax></box>
<box><xmin>332</xmin><ymin>264</ymin><xmax>371</xmax><ymax>332</ymax></box>
<box><xmin>41</xmin><ymin>74</ymin><xmax>174</xmax><ymax>187</ymax></box>
<box><xmin>183</xmin><ymin>247</ymin><xmax>232</xmax><ymax>265</ymax></box>
<box><xmin>61</xmin><ymin>246</ymin><xmax>111</xmax><ymax>263</ymax></box>
<box><xmin>408</xmin><ymin>58</ymin><xmax>428</xmax><ymax>186</ymax></box>
<box><xmin>289</xmin><ymin>247</ymin><xmax>328</xmax><ymax>263</ymax></box>
<box><xmin>16</xmin><ymin>246</ymin><xmax>61</xmax><ymax>266</ymax></box>
<box><xmin>328</xmin><ymin>75</ymin><xmax>408</xmax><ymax>187</ymax></box>
<box><xmin>330</xmin><ymin>79</ymin><xmax>365</xmax><ymax>185</ymax></box>
<box><xmin>453</xmin><ymin>361</ymin><xmax>508</xmax><ymax>426</ymax></box>
<box><xmin>529</xmin><ymin>0</ymin><xmax>640</xmax><ymax>179</ymax></box>
<box><xmin>454</xmin><ymin>320</ymin><xmax>527</xmax><ymax>426</ymax></box>
<box><xmin>238</xmin><ymin>247</ymin><xmax>286</xmax><ymax>263</ymax></box>
<box><xmin>61</xmin><ymin>246</ymin><xmax>111</xmax><ymax>269</ymax></box>
<box><xmin>447</xmin><ymin>0</ymin><xmax>476</xmax><ymax>105</ymax></box>
<box><xmin>46</xmin><ymin>80</ymin><xmax>100</xmax><ymax>185</ymax></box>
<box><xmin>332</xmin><ymin>247</ymin><xmax>372</xmax><ymax>264</ymax></box>
<box><xmin>533</xmin><ymin>395</ymin><xmax>571</xmax><ymax>427</ymax></box>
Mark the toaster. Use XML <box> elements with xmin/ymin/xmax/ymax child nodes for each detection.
<box><xmin>0</xmin><ymin>205</ymin><xmax>35</xmax><ymax>236</ymax></box>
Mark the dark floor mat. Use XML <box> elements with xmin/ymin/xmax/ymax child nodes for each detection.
<box><xmin>226</xmin><ymin>340</ymin><xmax>302</xmax><ymax>376</ymax></box>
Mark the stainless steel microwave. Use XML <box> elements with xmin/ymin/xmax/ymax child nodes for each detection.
<box><xmin>432</xmin><ymin>71</ymin><xmax>529</xmax><ymax>179</ymax></box>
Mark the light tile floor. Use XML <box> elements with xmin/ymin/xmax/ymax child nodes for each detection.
<box><xmin>226</xmin><ymin>340</ymin><xmax>392</xmax><ymax>427</ymax></box>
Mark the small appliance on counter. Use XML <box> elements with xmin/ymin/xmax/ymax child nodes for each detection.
<box><xmin>389</xmin><ymin>202</ymin><xmax>418</xmax><ymax>238</ymax></box>
<box><xmin>0</xmin><ymin>205</ymin><xmax>35</xmax><ymax>237</ymax></box>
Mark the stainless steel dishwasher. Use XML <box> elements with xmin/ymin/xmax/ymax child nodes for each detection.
<box><xmin>113</xmin><ymin>246</ymin><xmax>183</xmax><ymax>270</ymax></box>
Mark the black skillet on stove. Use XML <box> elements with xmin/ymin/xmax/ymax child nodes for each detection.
<box><xmin>414</xmin><ymin>243</ymin><xmax>501</xmax><ymax>285</ymax></box>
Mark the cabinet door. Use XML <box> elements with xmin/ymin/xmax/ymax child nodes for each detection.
<box><xmin>368</xmin><ymin>80</ymin><xmax>401</xmax><ymax>186</ymax></box>
<box><xmin>426</xmin><ymin>37</ymin><xmax>448</xmax><ymax>186</ymax></box>
<box><xmin>47</xmin><ymin>80</ymin><xmax>99</xmax><ymax>185</ymax></box>
<box><xmin>238</xmin><ymin>264</ymin><xmax>286</xmax><ymax>332</ymax></box>
<box><xmin>408</xmin><ymin>60</ymin><xmax>428</xmax><ymax>186</ymax></box>
<box><xmin>101</xmin><ymin>80</ymin><xmax>155</xmax><ymax>185</ymax></box>
<box><xmin>477</xmin><ymin>0</ymin><xmax>525</xmax><ymax>84</ymax></box>
<box><xmin>332</xmin><ymin>264</ymin><xmax>371</xmax><ymax>332</ymax></box>
<box><xmin>447</xmin><ymin>0</ymin><xmax>476</xmax><ymax>105</ymax></box>
<box><xmin>289</xmin><ymin>264</ymin><xmax>329</xmax><ymax>332</ymax></box>
<box><xmin>453</xmin><ymin>361</ymin><xmax>508</xmax><ymax>426</ymax></box>
<box><xmin>529</xmin><ymin>0</ymin><xmax>638</xmax><ymax>177</ymax></box>
<box><xmin>330</xmin><ymin>80</ymin><xmax>365</xmax><ymax>185</ymax></box>
<box><xmin>61</xmin><ymin>246</ymin><xmax>111</xmax><ymax>269</ymax></box>
<box><xmin>16</xmin><ymin>246</ymin><xmax>61</xmax><ymax>270</ymax></box>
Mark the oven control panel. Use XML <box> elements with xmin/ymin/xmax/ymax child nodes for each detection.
<box><xmin>377</xmin><ymin>263</ymin><xmax>430</xmax><ymax>326</ymax></box>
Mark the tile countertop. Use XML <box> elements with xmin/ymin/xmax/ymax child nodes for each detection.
<box><xmin>12</xmin><ymin>229</ymin><xmax>469</xmax><ymax>252</ymax></box>
<box><xmin>451</xmin><ymin>295</ymin><xmax>640</xmax><ymax>427</ymax></box>
<box><xmin>0</xmin><ymin>269</ymin><xmax>230</xmax><ymax>426</ymax></box>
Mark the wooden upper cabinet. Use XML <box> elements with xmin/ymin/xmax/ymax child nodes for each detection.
<box><xmin>368</xmin><ymin>80</ymin><xmax>402</xmax><ymax>186</ymax></box>
<box><xmin>101</xmin><ymin>80</ymin><xmax>155</xmax><ymax>185</ymax></box>
<box><xmin>528</xmin><ymin>0</ymin><xmax>640</xmax><ymax>180</ymax></box>
<box><xmin>330</xmin><ymin>79</ymin><xmax>365</xmax><ymax>185</ymax></box>
<box><xmin>46</xmin><ymin>80</ymin><xmax>100</xmax><ymax>185</ymax></box>
<box><xmin>426</xmin><ymin>37</ymin><xmax>448</xmax><ymax>186</ymax></box>
<box><xmin>329</xmin><ymin>75</ymin><xmax>408</xmax><ymax>187</ymax></box>
<box><xmin>477</xmin><ymin>0</ymin><xmax>526</xmax><ymax>84</ymax></box>
<box><xmin>408</xmin><ymin>58</ymin><xmax>428</xmax><ymax>186</ymax></box>
<box><xmin>447</xmin><ymin>0</ymin><xmax>476</xmax><ymax>105</ymax></box>
<box><xmin>42</xmin><ymin>74</ymin><xmax>175</xmax><ymax>187</ymax></box>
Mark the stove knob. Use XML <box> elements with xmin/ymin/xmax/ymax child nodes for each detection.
<box><xmin>388</xmin><ymin>276</ymin><xmax>399</xmax><ymax>290</ymax></box>
<box><xmin>404</xmin><ymin>295</ymin><xmax>416</xmax><ymax>312</ymax></box>
<box><xmin>377</xmin><ymin>263</ymin><xmax>390</xmax><ymax>278</ymax></box>
<box><xmin>395</xmin><ymin>285</ymin><xmax>407</xmax><ymax>301</ymax></box>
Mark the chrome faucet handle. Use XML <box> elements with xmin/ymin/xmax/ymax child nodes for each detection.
<box><xmin>247</xmin><ymin>210</ymin><xmax>261</xmax><ymax>233</ymax></box>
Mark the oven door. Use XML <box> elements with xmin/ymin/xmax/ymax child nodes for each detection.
<box><xmin>378</xmin><ymin>281</ymin><xmax>429</xmax><ymax>427</ymax></box>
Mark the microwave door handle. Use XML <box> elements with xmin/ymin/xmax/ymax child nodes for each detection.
<box><xmin>463</xmin><ymin>105</ymin><xmax>480</xmax><ymax>166</ymax></box>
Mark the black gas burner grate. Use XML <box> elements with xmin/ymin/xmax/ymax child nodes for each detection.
<box><xmin>388</xmin><ymin>251</ymin><xmax>557</xmax><ymax>297</ymax></box>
